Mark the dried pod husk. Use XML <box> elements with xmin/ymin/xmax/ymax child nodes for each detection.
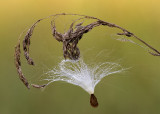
<box><xmin>90</xmin><ymin>94</ymin><xmax>98</xmax><ymax>107</ymax></box>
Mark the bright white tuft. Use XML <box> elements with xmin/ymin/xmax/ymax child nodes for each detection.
<box><xmin>44</xmin><ymin>59</ymin><xmax>125</xmax><ymax>94</ymax></box>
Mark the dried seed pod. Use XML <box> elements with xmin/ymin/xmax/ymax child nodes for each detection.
<box><xmin>90</xmin><ymin>94</ymin><xmax>98</xmax><ymax>107</ymax></box>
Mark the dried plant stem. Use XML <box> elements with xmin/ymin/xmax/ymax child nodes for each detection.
<box><xmin>23</xmin><ymin>13</ymin><xmax>160</xmax><ymax>64</ymax></box>
<box><xmin>15</xmin><ymin>13</ymin><xmax>160</xmax><ymax>89</ymax></box>
<box><xmin>14</xmin><ymin>32</ymin><xmax>30</xmax><ymax>89</ymax></box>
<box><xmin>15</xmin><ymin>29</ymin><xmax>46</xmax><ymax>89</ymax></box>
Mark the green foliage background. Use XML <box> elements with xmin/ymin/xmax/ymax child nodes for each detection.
<box><xmin>0</xmin><ymin>0</ymin><xmax>160</xmax><ymax>114</ymax></box>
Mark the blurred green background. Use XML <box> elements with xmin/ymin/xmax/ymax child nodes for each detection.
<box><xmin>1</xmin><ymin>0</ymin><xmax>160</xmax><ymax>114</ymax></box>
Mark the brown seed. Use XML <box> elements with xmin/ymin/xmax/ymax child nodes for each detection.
<box><xmin>90</xmin><ymin>94</ymin><xmax>98</xmax><ymax>107</ymax></box>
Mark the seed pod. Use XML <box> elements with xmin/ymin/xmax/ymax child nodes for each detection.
<box><xmin>90</xmin><ymin>94</ymin><xmax>98</xmax><ymax>107</ymax></box>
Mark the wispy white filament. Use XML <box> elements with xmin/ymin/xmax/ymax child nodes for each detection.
<box><xmin>45</xmin><ymin>59</ymin><xmax>125</xmax><ymax>94</ymax></box>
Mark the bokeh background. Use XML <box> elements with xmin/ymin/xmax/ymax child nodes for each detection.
<box><xmin>1</xmin><ymin>0</ymin><xmax>160</xmax><ymax>114</ymax></box>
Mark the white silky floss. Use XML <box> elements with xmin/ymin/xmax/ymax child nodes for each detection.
<box><xmin>45</xmin><ymin>59</ymin><xmax>125</xmax><ymax>94</ymax></box>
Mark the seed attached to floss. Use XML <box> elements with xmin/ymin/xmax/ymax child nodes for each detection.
<box><xmin>90</xmin><ymin>94</ymin><xmax>98</xmax><ymax>107</ymax></box>
<box><xmin>45</xmin><ymin>59</ymin><xmax>125</xmax><ymax>107</ymax></box>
